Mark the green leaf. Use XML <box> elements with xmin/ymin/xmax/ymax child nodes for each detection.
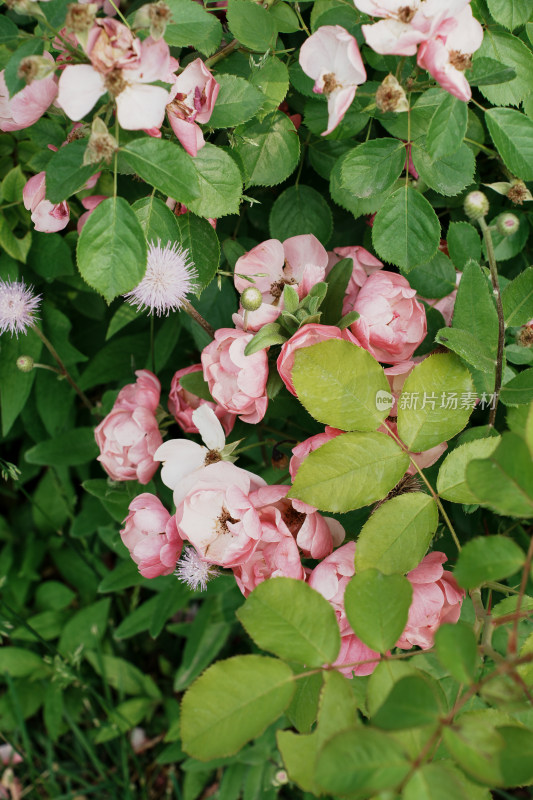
<box><xmin>292</xmin><ymin>339</ymin><xmax>390</xmax><ymax>431</ymax></box>
<box><xmin>121</xmin><ymin>138</ymin><xmax>200</xmax><ymax>206</ymax></box>
<box><xmin>27</xmin><ymin>232</ymin><xmax>73</xmax><ymax>280</ymax></box>
<box><xmin>485</xmin><ymin>107</ymin><xmax>533</xmax><ymax>180</ymax></box>
<box><xmin>85</xmin><ymin>652</ymin><xmax>161</xmax><ymax>699</ymax></box>
<box><xmin>476</xmin><ymin>30</ymin><xmax>533</xmax><ymax>106</ymax></box>
<box><xmin>164</xmin><ymin>0</ymin><xmax>222</xmax><ymax>55</ymax></box>
<box><xmin>468</xmin><ymin>57</ymin><xmax>517</xmax><ymax>86</ymax></box>
<box><xmin>1</xmin><ymin>165</ymin><xmax>26</xmax><ymax>203</ymax></box>
<box><xmin>132</xmin><ymin>195</ymin><xmax>180</xmax><ymax>246</ymax></box>
<box><xmin>244</xmin><ymin>323</ymin><xmax>286</xmax><ymax>355</ymax></box>
<box><xmin>77</xmin><ymin>197</ymin><xmax>147</xmax><ymax>303</ymax></box>
<box><xmin>25</xmin><ymin>428</ymin><xmax>98</xmax><ymax>466</ymax></box>
<box><xmin>437</xmin><ymin>437</ymin><xmax>501</xmax><ymax>504</ymax></box>
<box><xmin>175</xmin><ymin>212</ymin><xmax>220</xmax><ymax>290</ymax></box>
<box><xmin>0</xmin><ymin>216</ymin><xmax>31</xmax><ymax>263</ymax></box>
<box><xmin>427</xmin><ymin>93</ymin><xmax>468</xmax><ymax>159</ymax></box>
<box><xmin>436</xmin><ymin>327</ymin><xmax>496</xmax><ymax>374</ymax></box>
<box><xmin>181</xmin><ymin>655</ymin><xmax>294</xmax><ymax>760</ymax></box>
<box><xmin>305</xmin><ymin>98</ymin><xmax>369</xmax><ymax>140</ymax></box>
<box><xmin>315</xmin><ymin>727</ymin><xmax>410</xmax><ymax>796</ymax></box>
<box><xmin>500</xmin><ymin>367</ymin><xmax>533</xmax><ymax>406</ymax></box>
<box><xmin>179</xmin><ymin>370</ymin><xmax>214</xmax><ymax>402</ymax></box>
<box><xmin>45</xmin><ymin>140</ymin><xmax>98</xmax><ymax>203</ymax></box>
<box><xmin>487</xmin><ymin>0</ymin><xmax>531</xmax><ymax>30</ymax></box>
<box><xmin>403</xmin><ymin>762</ymin><xmax>476</xmax><ymax>800</ymax></box>
<box><xmin>502</xmin><ymin>267</ymin><xmax>533</xmax><ymax>326</ymax></box>
<box><xmin>289</xmin><ymin>431</ymin><xmax>409</xmax><ymax>512</ymax></box>
<box><xmin>269</xmin><ymin>1</ymin><xmax>299</xmax><ymax>32</ymax></box>
<box><xmin>447</xmin><ymin>221</ymin><xmax>481</xmax><ymax>270</ymax></box>
<box><xmin>226</xmin><ymin>0</ymin><xmax>277</xmax><ymax>51</ymax></box>
<box><xmin>58</xmin><ymin>599</ymin><xmax>110</xmax><ymax>656</ymax></box>
<box><xmin>209</xmin><ymin>74</ymin><xmax>264</xmax><ymax>128</ymax></box>
<box><xmin>344</xmin><ymin>569</ymin><xmax>412</xmax><ymax>652</ymax></box>
<box><xmin>43</xmin><ymin>684</ymin><xmax>64</xmax><ymax>742</ymax></box>
<box><xmin>0</xmin><ymin>648</ymin><xmax>50</xmax><ymax>678</ymax></box>
<box><xmin>454</xmin><ymin>535</ymin><xmax>525</xmax><ymax>589</ymax></box>
<box><xmin>397</xmin><ymin>353</ymin><xmax>474</xmax><ymax>451</ymax></box>
<box><xmin>0</xmin><ymin>16</ymin><xmax>18</xmax><ymax>44</ymax></box>
<box><xmin>0</xmin><ymin>327</ymin><xmax>42</xmax><ymax>436</ymax></box>
<box><xmin>411</xmin><ymin>141</ymin><xmax>475</xmax><ymax>197</ymax></box>
<box><xmin>466</xmin><ymin>432</ymin><xmax>533</xmax><ymax>517</ymax></box>
<box><xmin>372</xmin><ymin>674</ymin><xmax>442</xmax><ymax>729</ymax></box>
<box><xmin>367</xmin><ymin>659</ymin><xmax>418</xmax><ymax>717</ymax></box>
<box><xmin>286</xmin><ymin>672</ymin><xmax>323</xmax><ymax>734</ymax></box>
<box><xmin>237</xmin><ymin>578</ymin><xmax>340</xmax><ymax>666</ymax></box>
<box><xmin>405</xmin><ymin>250</ymin><xmax>457</xmax><ymax>299</ymax></box>
<box><xmin>354</xmin><ymin>493</ymin><xmax>438</xmax><ymax>576</ymax></box>
<box><xmin>320</xmin><ymin>258</ymin><xmax>352</xmax><ymax>324</ymax></box>
<box><xmin>435</xmin><ymin>623</ymin><xmax>479</xmax><ymax>684</ymax></box>
<box><xmin>452</xmin><ymin>261</ymin><xmax>498</xmax><ymax>365</ymax></box>
<box><xmin>372</xmin><ymin>186</ymin><xmax>440</xmax><ymax>272</ymax></box>
<box><xmin>249</xmin><ymin>56</ymin><xmax>289</xmax><ymax>116</ymax></box>
<box><xmin>186</xmin><ymin>144</ymin><xmax>243</xmax><ymax>218</ymax></box>
<box><xmin>235</xmin><ymin>112</ymin><xmax>300</xmax><ymax>188</ymax></box>
<box><xmin>339</xmin><ymin>138</ymin><xmax>406</xmax><ymax>198</ymax></box>
<box><xmin>269</xmin><ymin>185</ymin><xmax>332</xmax><ymax>246</ymax></box>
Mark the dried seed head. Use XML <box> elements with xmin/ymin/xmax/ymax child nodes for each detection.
<box><xmin>376</xmin><ymin>74</ymin><xmax>409</xmax><ymax>113</ymax></box>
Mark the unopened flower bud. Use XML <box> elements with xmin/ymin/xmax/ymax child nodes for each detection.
<box><xmin>496</xmin><ymin>212</ymin><xmax>519</xmax><ymax>237</ymax></box>
<box><xmin>17</xmin><ymin>56</ymin><xmax>55</xmax><ymax>85</ymax></box>
<box><xmin>134</xmin><ymin>1</ymin><xmax>172</xmax><ymax>40</ymax></box>
<box><xmin>507</xmin><ymin>179</ymin><xmax>532</xmax><ymax>206</ymax></box>
<box><xmin>83</xmin><ymin>117</ymin><xmax>118</xmax><ymax>166</ymax></box>
<box><xmin>464</xmin><ymin>190</ymin><xmax>489</xmax><ymax>221</ymax></box>
<box><xmin>66</xmin><ymin>3</ymin><xmax>98</xmax><ymax>34</ymax></box>
<box><xmin>240</xmin><ymin>286</ymin><xmax>262</xmax><ymax>311</ymax></box>
<box><xmin>376</xmin><ymin>74</ymin><xmax>409</xmax><ymax>113</ymax></box>
<box><xmin>272</xmin><ymin>770</ymin><xmax>288</xmax><ymax>787</ymax></box>
<box><xmin>16</xmin><ymin>355</ymin><xmax>34</xmax><ymax>373</ymax></box>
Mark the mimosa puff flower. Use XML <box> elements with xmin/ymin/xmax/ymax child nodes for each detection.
<box><xmin>124</xmin><ymin>240</ymin><xmax>198</xmax><ymax>316</ymax></box>
<box><xmin>0</xmin><ymin>279</ymin><xmax>41</xmax><ymax>337</ymax></box>
<box><xmin>175</xmin><ymin>546</ymin><xmax>219</xmax><ymax>591</ymax></box>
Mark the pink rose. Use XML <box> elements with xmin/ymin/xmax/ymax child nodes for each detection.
<box><xmin>23</xmin><ymin>172</ymin><xmax>69</xmax><ymax>233</ymax></box>
<box><xmin>234</xmin><ymin>235</ymin><xmax>328</xmax><ymax>305</ymax></box>
<box><xmin>327</xmin><ymin>245</ymin><xmax>384</xmax><ymax>314</ymax></box>
<box><xmin>168</xmin><ymin>364</ymin><xmax>236</xmax><ymax>437</ymax></box>
<box><xmin>335</xmin><ymin>632</ymin><xmax>381</xmax><ymax>678</ymax></box>
<box><xmin>201</xmin><ymin>328</ymin><xmax>269</xmax><ymax>424</ymax></box>
<box><xmin>86</xmin><ymin>19</ymin><xmax>141</xmax><ymax>73</ymax></box>
<box><xmin>95</xmin><ymin>372</ymin><xmax>163</xmax><ymax>484</ymax></box>
<box><xmin>175</xmin><ymin>461</ymin><xmax>266</xmax><ymax>568</ymax></box>
<box><xmin>77</xmin><ymin>195</ymin><xmax>107</xmax><ymax>233</ymax></box>
<box><xmin>299</xmin><ymin>25</ymin><xmax>366</xmax><ymax>135</ymax></box>
<box><xmin>351</xmin><ymin>271</ymin><xmax>426</xmax><ymax>364</ymax></box>
<box><xmin>167</xmin><ymin>58</ymin><xmax>220</xmax><ymax>156</ymax></box>
<box><xmin>0</xmin><ymin>54</ymin><xmax>57</xmax><ymax>133</ymax></box>
<box><xmin>115</xmin><ymin>369</ymin><xmax>161</xmax><ymax>413</ymax></box>
<box><xmin>397</xmin><ymin>551</ymin><xmax>465</xmax><ymax>650</ymax></box>
<box><xmin>121</xmin><ymin>493</ymin><xmax>183</xmax><ymax>578</ymax></box>
<box><xmin>277</xmin><ymin>323</ymin><xmax>358</xmax><ymax>396</ymax></box>
<box><xmin>379</xmin><ymin>419</ymin><xmax>447</xmax><ymax>474</ymax></box>
<box><xmin>232</xmin><ymin>302</ymin><xmax>282</xmax><ymax>332</ymax></box>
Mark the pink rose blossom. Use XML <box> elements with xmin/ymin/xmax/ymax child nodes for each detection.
<box><xmin>327</xmin><ymin>245</ymin><xmax>384</xmax><ymax>314</ymax></box>
<box><xmin>86</xmin><ymin>19</ymin><xmax>141</xmax><ymax>73</ymax></box>
<box><xmin>57</xmin><ymin>36</ymin><xmax>174</xmax><ymax>130</ymax></box>
<box><xmin>115</xmin><ymin>369</ymin><xmax>161</xmax><ymax>413</ymax></box>
<box><xmin>121</xmin><ymin>493</ymin><xmax>183</xmax><ymax>578</ymax></box>
<box><xmin>77</xmin><ymin>195</ymin><xmax>107</xmax><ymax>233</ymax></box>
<box><xmin>234</xmin><ymin>235</ymin><xmax>329</xmax><ymax>305</ymax></box>
<box><xmin>397</xmin><ymin>551</ymin><xmax>465</xmax><ymax>650</ymax></box>
<box><xmin>167</xmin><ymin>58</ymin><xmax>220</xmax><ymax>156</ymax></box>
<box><xmin>201</xmin><ymin>328</ymin><xmax>269</xmax><ymax>424</ymax></box>
<box><xmin>23</xmin><ymin>172</ymin><xmax>69</xmax><ymax>233</ymax></box>
<box><xmin>95</xmin><ymin>371</ymin><xmax>162</xmax><ymax>484</ymax></box>
<box><xmin>277</xmin><ymin>323</ymin><xmax>358</xmax><ymax>396</ymax></box>
<box><xmin>351</xmin><ymin>271</ymin><xmax>426</xmax><ymax>364</ymax></box>
<box><xmin>168</xmin><ymin>364</ymin><xmax>236</xmax><ymax>437</ymax></box>
<box><xmin>175</xmin><ymin>461</ymin><xmax>266</xmax><ymax>568</ymax></box>
<box><xmin>417</xmin><ymin>6</ymin><xmax>483</xmax><ymax>102</ymax></box>
<box><xmin>232</xmin><ymin>302</ymin><xmax>282</xmax><ymax>332</ymax></box>
<box><xmin>308</xmin><ymin>541</ymin><xmax>381</xmax><ymax>676</ymax></box>
<box><xmin>379</xmin><ymin>419</ymin><xmax>447</xmax><ymax>474</ymax></box>
<box><xmin>299</xmin><ymin>25</ymin><xmax>366</xmax><ymax>135</ymax></box>
<box><xmin>0</xmin><ymin>54</ymin><xmax>57</xmax><ymax>133</ymax></box>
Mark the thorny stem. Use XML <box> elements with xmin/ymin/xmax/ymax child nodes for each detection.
<box><xmin>113</xmin><ymin>117</ymin><xmax>119</xmax><ymax>198</ymax></box>
<box><xmin>181</xmin><ymin>299</ymin><xmax>215</xmax><ymax>338</ymax></box>
<box><xmin>294</xmin><ymin>2</ymin><xmax>310</xmax><ymax>35</ymax></box>
<box><xmin>31</xmin><ymin>325</ymin><xmax>94</xmax><ymax>413</ymax></box>
<box><xmin>478</xmin><ymin>217</ymin><xmax>505</xmax><ymax>426</ymax></box>
<box><xmin>381</xmin><ymin>420</ymin><xmax>461</xmax><ymax>551</ymax></box>
<box><xmin>205</xmin><ymin>39</ymin><xmax>240</xmax><ymax>69</ymax></box>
